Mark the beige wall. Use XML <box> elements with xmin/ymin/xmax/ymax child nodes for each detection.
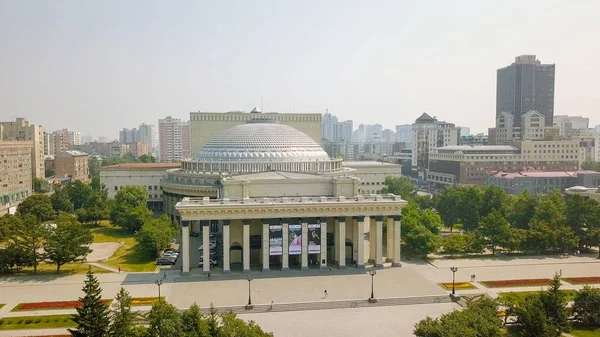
<box><xmin>55</xmin><ymin>153</ymin><xmax>89</xmax><ymax>180</ymax></box>
<box><xmin>0</xmin><ymin>141</ymin><xmax>33</xmax><ymax>209</ymax></box>
<box><xmin>342</xmin><ymin>162</ymin><xmax>402</xmax><ymax>195</ymax></box>
<box><xmin>0</xmin><ymin>119</ymin><xmax>45</xmax><ymax>179</ymax></box>
<box><xmin>100</xmin><ymin>168</ymin><xmax>172</xmax><ymax>200</ymax></box>
<box><xmin>189</xmin><ymin>112</ymin><xmax>322</xmax><ymax>156</ymax></box>
<box><xmin>222</xmin><ymin>175</ymin><xmax>359</xmax><ymax>199</ymax></box>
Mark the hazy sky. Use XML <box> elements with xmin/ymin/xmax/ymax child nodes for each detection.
<box><xmin>1</xmin><ymin>1</ymin><xmax>599</xmax><ymax>138</ymax></box>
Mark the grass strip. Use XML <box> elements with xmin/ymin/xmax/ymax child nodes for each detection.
<box><xmin>0</xmin><ymin>314</ymin><xmax>75</xmax><ymax>330</ymax></box>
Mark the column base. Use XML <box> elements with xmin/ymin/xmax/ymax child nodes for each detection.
<box><xmin>180</xmin><ymin>272</ymin><xmax>190</xmax><ymax>276</ymax></box>
<box><xmin>245</xmin><ymin>305</ymin><xmax>254</xmax><ymax>310</ymax></box>
<box><xmin>368</xmin><ymin>259</ymin><xmax>375</xmax><ymax>264</ymax></box>
<box><xmin>282</xmin><ymin>267</ymin><xmax>290</xmax><ymax>271</ymax></box>
<box><xmin>386</xmin><ymin>258</ymin><xmax>394</xmax><ymax>263</ymax></box>
<box><xmin>262</xmin><ymin>268</ymin><xmax>270</xmax><ymax>272</ymax></box>
<box><xmin>301</xmin><ymin>266</ymin><xmax>309</xmax><ymax>271</ymax></box>
<box><xmin>356</xmin><ymin>264</ymin><xmax>365</xmax><ymax>269</ymax></box>
<box><xmin>368</xmin><ymin>298</ymin><xmax>378</xmax><ymax>303</ymax></box>
<box><xmin>320</xmin><ymin>265</ymin><xmax>329</xmax><ymax>271</ymax></box>
<box><xmin>338</xmin><ymin>265</ymin><xmax>346</xmax><ymax>269</ymax></box>
<box><xmin>392</xmin><ymin>262</ymin><xmax>402</xmax><ymax>267</ymax></box>
<box><xmin>223</xmin><ymin>269</ymin><xmax>231</xmax><ymax>274</ymax></box>
<box><xmin>375</xmin><ymin>263</ymin><xmax>384</xmax><ymax>268</ymax></box>
<box><xmin>243</xmin><ymin>268</ymin><xmax>251</xmax><ymax>273</ymax></box>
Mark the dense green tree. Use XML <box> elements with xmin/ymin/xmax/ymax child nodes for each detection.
<box><xmin>479</xmin><ymin>209</ymin><xmax>511</xmax><ymax>254</ymax></box>
<box><xmin>381</xmin><ymin>176</ymin><xmax>416</xmax><ymax>200</ymax></box>
<box><xmin>69</xmin><ymin>267</ymin><xmax>110</xmax><ymax>337</ymax></box>
<box><xmin>414</xmin><ymin>298</ymin><xmax>502</xmax><ymax>337</ymax></box>
<box><xmin>581</xmin><ymin>160</ymin><xmax>600</xmax><ymax>172</ymax></box>
<box><xmin>181</xmin><ymin>303</ymin><xmax>209</xmax><ymax>337</ymax></box>
<box><xmin>0</xmin><ymin>243</ymin><xmax>31</xmax><ymax>273</ymax></box>
<box><xmin>442</xmin><ymin>234</ymin><xmax>470</xmax><ymax>254</ymax></box>
<box><xmin>33</xmin><ymin>178</ymin><xmax>44</xmax><ymax>193</ymax></box>
<box><xmin>138</xmin><ymin>154</ymin><xmax>156</xmax><ymax>163</ymax></box>
<box><xmin>420</xmin><ymin>209</ymin><xmax>443</xmax><ymax>235</ymax></box>
<box><xmin>44</xmin><ymin>213</ymin><xmax>93</xmax><ymax>273</ymax></box>
<box><xmin>110</xmin><ymin>186</ymin><xmax>152</xmax><ymax>232</ymax></box>
<box><xmin>572</xmin><ymin>286</ymin><xmax>600</xmax><ymax>327</ymax></box>
<box><xmin>16</xmin><ymin>194</ymin><xmax>55</xmax><ymax>222</ymax></box>
<box><xmin>8</xmin><ymin>214</ymin><xmax>48</xmax><ymax>274</ymax></box>
<box><xmin>77</xmin><ymin>191</ymin><xmax>110</xmax><ymax>225</ymax></box>
<box><xmin>436</xmin><ymin>188</ymin><xmax>461</xmax><ymax>231</ymax></box>
<box><xmin>565</xmin><ymin>194</ymin><xmax>600</xmax><ymax>249</ymax></box>
<box><xmin>90</xmin><ymin>176</ymin><xmax>109</xmax><ymax>200</ymax></box>
<box><xmin>51</xmin><ymin>186</ymin><xmax>74</xmax><ymax>213</ymax></box>
<box><xmin>65</xmin><ymin>180</ymin><xmax>93</xmax><ymax>210</ymax></box>
<box><xmin>89</xmin><ymin>157</ymin><xmax>101</xmax><ymax>178</ymax></box>
<box><xmin>503</xmin><ymin>228</ymin><xmax>527</xmax><ymax>253</ymax></box>
<box><xmin>136</xmin><ymin>214</ymin><xmax>178</xmax><ymax>258</ymax></box>
<box><xmin>513</xmin><ymin>295</ymin><xmax>558</xmax><ymax>337</ymax></box>
<box><xmin>147</xmin><ymin>300</ymin><xmax>183</xmax><ymax>337</ymax></box>
<box><xmin>539</xmin><ymin>273</ymin><xmax>570</xmax><ymax>334</ymax></box>
<box><xmin>459</xmin><ymin>187</ymin><xmax>482</xmax><ymax>232</ymax></box>
<box><xmin>533</xmin><ymin>190</ymin><xmax>566</xmax><ymax>226</ymax></box>
<box><xmin>219</xmin><ymin>312</ymin><xmax>274</xmax><ymax>337</ymax></box>
<box><xmin>108</xmin><ymin>288</ymin><xmax>139</xmax><ymax>337</ymax></box>
<box><xmin>479</xmin><ymin>185</ymin><xmax>507</xmax><ymax>217</ymax></box>
<box><xmin>508</xmin><ymin>191</ymin><xmax>538</xmax><ymax>229</ymax></box>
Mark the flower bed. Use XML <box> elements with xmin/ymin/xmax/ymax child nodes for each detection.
<box><xmin>438</xmin><ymin>282</ymin><xmax>478</xmax><ymax>290</ymax></box>
<box><xmin>11</xmin><ymin>299</ymin><xmax>112</xmax><ymax>312</ymax></box>
<box><xmin>562</xmin><ymin>276</ymin><xmax>600</xmax><ymax>285</ymax></box>
<box><xmin>131</xmin><ymin>297</ymin><xmax>164</xmax><ymax>306</ymax></box>
<box><xmin>0</xmin><ymin>315</ymin><xmax>75</xmax><ymax>331</ymax></box>
<box><xmin>480</xmin><ymin>278</ymin><xmax>552</xmax><ymax>288</ymax></box>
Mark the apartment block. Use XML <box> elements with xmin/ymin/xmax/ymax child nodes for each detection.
<box><xmin>411</xmin><ymin>113</ymin><xmax>460</xmax><ymax>179</ymax></box>
<box><xmin>0</xmin><ymin>141</ymin><xmax>33</xmax><ymax>215</ymax></box>
<box><xmin>55</xmin><ymin>150</ymin><xmax>89</xmax><ymax>181</ymax></box>
<box><xmin>158</xmin><ymin>116</ymin><xmax>191</xmax><ymax>162</ymax></box>
<box><xmin>0</xmin><ymin>118</ymin><xmax>45</xmax><ymax>180</ymax></box>
<box><xmin>487</xmin><ymin>170</ymin><xmax>600</xmax><ymax>195</ymax></box>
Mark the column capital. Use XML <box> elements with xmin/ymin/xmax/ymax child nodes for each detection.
<box><xmin>392</xmin><ymin>215</ymin><xmax>401</xmax><ymax>221</ymax></box>
<box><xmin>374</xmin><ymin>215</ymin><xmax>384</xmax><ymax>222</ymax></box>
<box><xmin>242</xmin><ymin>219</ymin><xmax>251</xmax><ymax>226</ymax></box>
<box><xmin>199</xmin><ymin>220</ymin><xmax>210</xmax><ymax>227</ymax></box>
<box><xmin>301</xmin><ymin>217</ymin><xmax>311</xmax><ymax>224</ymax></box>
<box><xmin>336</xmin><ymin>216</ymin><xmax>346</xmax><ymax>223</ymax></box>
<box><xmin>317</xmin><ymin>217</ymin><xmax>327</xmax><ymax>223</ymax></box>
<box><xmin>223</xmin><ymin>220</ymin><xmax>230</xmax><ymax>226</ymax></box>
<box><xmin>181</xmin><ymin>220</ymin><xmax>191</xmax><ymax>227</ymax></box>
<box><xmin>354</xmin><ymin>216</ymin><xmax>365</xmax><ymax>222</ymax></box>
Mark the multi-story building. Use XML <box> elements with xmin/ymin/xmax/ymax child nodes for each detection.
<box><xmin>0</xmin><ymin>118</ymin><xmax>45</xmax><ymax>180</ymax></box>
<box><xmin>54</xmin><ymin>150</ymin><xmax>89</xmax><ymax>181</ymax></box>
<box><xmin>494</xmin><ymin>110</ymin><xmax>547</xmax><ymax>144</ymax></box>
<box><xmin>411</xmin><ymin>113</ymin><xmax>460</xmax><ymax>179</ymax></box>
<box><xmin>459</xmin><ymin>133</ymin><xmax>489</xmax><ymax>145</ymax></box>
<box><xmin>460</xmin><ymin>127</ymin><xmax>471</xmax><ymax>137</ymax></box>
<box><xmin>52</xmin><ymin>128</ymin><xmax>83</xmax><ymax>152</ymax></box>
<box><xmin>577</xmin><ymin>131</ymin><xmax>600</xmax><ymax>162</ymax></box>
<box><xmin>395</xmin><ymin>124</ymin><xmax>412</xmax><ymax>144</ymax></box>
<box><xmin>342</xmin><ymin>161</ymin><xmax>402</xmax><ymax>195</ymax></box>
<box><xmin>126</xmin><ymin>142</ymin><xmax>149</xmax><ymax>158</ymax></box>
<box><xmin>68</xmin><ymin>131</ymin><xmax>82</xmax><ymax>146</ymax></box>
<box><xmin>99</xmin><ymin>162</ymin><xmax>180</xmax><ymax>212</ymax></box>
<box><xmin>554</xmin><ymin>115</ymin><xmax>590</xmax><ymax>137</ymax></box>
<box><xmin>427</xmin><ymin>140</ymin><xmax>582</xmax><ymax>187</ymax></box>
<box><xmin>82</xmin><ymin>134</ymin><xmax>94</xmax><ymax>144</ymax></box>
<box><xmin>119</xmin><ymin>128</ymin><xmax>140</xmax><ymax>143</ymax></box>
<box><xmin>496</xmin><ymin>55</ymin><xmax>556</xmax><ymax>129</ymax></box>
<box><xmin>189</xmin><ymin>108</ymin><xmax>321</xmax><ymax>155</ymax></box>
<box><xmin>382</xmin><ymin>129</ymin><xmax>395</xmax><ymax>143</ymax></box>
<box><xmin>139</xmin><ymin>123</ymin><xmax>156</xmax><ymax>155</ymax></box>
<box><xmin>487</xmin><ymin>169</ymin><xmax>600</xmax><ymax>195</ymax></box>
<box><xmin>43</xmin><ymin>132</ymin><xmax>56</xmax><ymax>156</ymax></box>
<box><xmin>73</xmin><ymin>141</ymin><xmax>129</xmax><ymax>158</ymax></box>
<box><xmin>321</xmin><ymin>111</ymin><xmax>338</xmax><ymax>141</ymax></box>
<box><xmin>158</xmin><ymin>116</ymin><xmax>191</xmax><ymax>162</ymax></box>
<box><xmin>336</xmin><ymin>120</ymin><xmax>353</xmax><ymax>142</ymax></box>
<box><xmin>0</xmin><ymin>141</ymin><xmax>33</xmax><ymax>215</ymax></box>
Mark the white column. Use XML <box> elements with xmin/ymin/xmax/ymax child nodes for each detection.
<box><xmin>393</xmin><ymin>215</ymin><xmax>402</xmax><ymax>267</ymax></box>
<box><xmin>320</xmin><ymin>218</ymin><xmax>328</xmax><ymax>270</ymax></box>
<box><xmin>369</xmin><ymin>217</ymin><xmax>376</xmax><ymax>263</ymax></box>
<box><xmin>202</xmin><ymin>222</ymin><xmax>210</xmax><ymax>273</ymax></box>
<box><xmin>387</xmin><ymin>216</ymin><xmax>394</xmax><ymax>262</ymax></box>
<box><xmin>356</xmin><ymin>216</ymin><xmax>365</xmax><ymax>268</ymax></box>
<box><xmin>375</xmin><ymin>216</ymin><xmax>383</xmax><ymax>268</ymax></box>
<box><xmin>334</xmin><ymin>218</ymin><xmax>340</xmax><ymax>264</ymax></box>
<box><xmin>338</xmin><ymin>217</ymin><xmax>346</xmax><ymax>269</ymax></box>
<box><xmin>181</xmin><ymin>223</ymin><xmax>190</xmax><ymax>273</ymax></box>
<box><xmin>262</xmin><ymin>220</ymin><xmax>270</xmax><ymax>272</ymax></box>
<box><xmin>223</xmin><ymin>221</ymin><xmax>231</xmax><ymax>273</ymax></box>
<box><xmin>243</xmin><ymin>220</ymin><xmax>251</xmax><ymax>273</ymax></box>
<box><xmin>301</xmin><ymin>219</ymin><xmax>309</xmax><ymax>271</ymax></box>
<box><xmin>282</xmin><ymin>220</ymin><xmax>289</xmax><ymax>271</ymax></box>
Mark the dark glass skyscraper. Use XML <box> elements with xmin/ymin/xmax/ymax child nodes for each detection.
<box><xmin>496</xmin><ymin>55</ymin><xmax>555</xmax><ymax>127</ymax></box>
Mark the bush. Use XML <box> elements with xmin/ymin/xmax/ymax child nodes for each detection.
<box><xmin>25</xmin><ymin>319</ymin><xmax>32</xmax><ymax>324</ymax></box>
<box><xmin>0</xmin><ymin>319</ymin><xmax>4</xmax><ymax>325</ymax></box>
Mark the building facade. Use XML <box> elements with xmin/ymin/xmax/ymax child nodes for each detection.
<box><xmin>0</xmin><ymin>141</ymin><xmax>33</xmax><ymax>215</ymax></box>
<box><xmin>162</xmin><ymin>119</ymin><xmax>406</xmax><ymax>274</ymax></box>
<box><xmin>487</xmin><ymin>170</ymin><xmax>600</xmax><ymax>195</ymax></box>
<box><xmin>158</xmin><ymin>116</ymin><xmax>191</xmax><ymax>162</ymax></box>
<box><xmin>411</xmin><ymin>113</ymin><xmax>460</xmax><ymax>179</ymax></box>
<box><xmin>0</xmin><ymin>118</ymin><xmax>45</xmax><ymax>180</ymax></box>
<box><xmin>100</xmin><ymin>162</ymin><xmax>180</xmax><ymax>212</ymax></box>
<box><xmin>554</xmin><ymin>115</ymin><xmax>590</xmax><ymax>137</ymax></box>
<box><xmin>496</xmin><ymin>55</ymin><xmax>556</xmax><ymax>128</ymax></box>
<box><xmin>189</xmin><ymin>109</ymin><xmax>322</xmax><ymax>156</ymax></box>
<box><xmin>342</xmin><ymin>161</ymin><xmax>402</xmax><ymax>195</ymax></box>
<box><xmin>54</xmin><ymin>150</ymin><xmax>89</xmax><ymax>181</ymax></box>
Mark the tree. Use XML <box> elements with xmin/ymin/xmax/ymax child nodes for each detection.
<box><xmin>508</xmin><ymin>191</ymin><xmax>538</xmax><ymax>229</ymax></box>
<box><xmin>401</xmin><ymin>205</ymin><xmax>442</xmax><ymax>257</ymax></box>
<box><xmin>65</xmin><ymin>180</ymin><xmax>93</xmax><ymax>210</ymax></box>
<box><xmin>478</xmin><ymin>209</ymin><xmax>510</xmax><ymax>254</ymax></box>
<box><xmin>219</xmin><ymin>311</ymin><xmax>274</xmax><ymax>337</ymax></box>
<box><xmin>78</xmin><ymin>191</ymin><xmax>110</xmax><ymax>226</ymax></box>
<box><xmin>138</xmin><ymin>154</ymin><xmax>156</xmax><ymax>163</ymax></box>
<box><xmin>513</xmin><ymin>295</ymin><xmax>558</xmax><ymax>337</ymax></box>
<box><xmin>181</xmin><ymin>303</ymin><xmax>209</xmax><ymax>337</ymax></box>
<box><xmin>136</xmin><ymin>214</ymin><xmax>178</xmax><ymax>258</ymax></box>
<box><xmin>110</xmin><ymin>186</ymin><xmax>152</xmax><ymax>232</ymax></box>
<box><xmin>572</xmin><ymin>286</ymin><xmax>600</xmax><ymax>327</ymax></box>
<box><xmin>437</xmin><ymin>188</ymin><xmax>461</xmax><ymax>231</ymax></box>
<box><xmin>89</xmin><ymin>156</ymin><xmax>101</xmax><ymax>179</ymax></box>
<box><xmin>581</xmin><ymin>160</ymin><xmax>600</xmax><ymax>172</ymax></box>
<box><xmin>503</xmin><ymin>228</ymin><xmax>527</xmax><ymax>253</ymax></box>
<box><xmin>414</xmin><ymin>298</ymin><xmax>502</xmax><ymax>337</ymax></box>
<box><xmin>381</xmin><ymin>176</ymin><xmax>416</xmax><ymax>200</ymax></box>
<box><xmin>533</xmin><ymin>190</ymin><xmax>566</xmax><ymax>226</ymax></box>
<box><xmin>108</xmin><ymin>288</ymin><xmax>139</xmax><ymax>337</ymax></box>
<box><xmin>459</xmin><ymin>187</ymin><xmax>482</xmax><ymax>232</ymax></box>
<box><xmin>44</xmin><ymin>213</ymin><xmax>93</xmax><ymax>273</ymax></box>
<box><xmin>442</xmin><ymin>234</ymin><xmax>470</xmax><ymax>255</ymax></box>
<box><xmin>33</xmin><ymin>178</ymin><xmax>44</xmax><ymax>193</ymax></box>
<box><xmin>147</xmin><ymin>300</ymin><xmax>183</xmax><ymax>337</ymax></box>
<box><xmin>69</xmin><ymin>267</ymin><xmax>110</xmax><ymax>337</ymax></box>
<box><xmin>539</xmin><ymin>273</ymin><xmax>570</xmax><ymax>334</ymax></box>
<box><xmin>8</xmin><ymin>214</ymin><xmax>48</xmax><ymax>274</ymax></box>
<box><xmin>565</xmin><ymin>194</ymin><xmax>600</xmax><ymax>249</ymax></box>
<box><xmin>16</xmin><ymin>194</ymin><xmax>55</xmax><ymax>222</ymax></box>
<box><xmin>51</xmin><ymin>186</ymin><xmax>74</xmax><ymax>213</ymax></box>
<box><xmin>479</xmin><ymin>185</ymin><xmax>507</xmax><ymax>217</ymax></box>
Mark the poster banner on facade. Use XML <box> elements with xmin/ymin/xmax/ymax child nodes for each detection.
<box><xmin>288</xmin><ymin>224</ymin><xmax>302</xmax><ymax>255</ymax></box>
<box><xmin>308</xmin><ymin>224</ymin><xmax>321</xmax><ymax>254</ymax></box>
<box><xmin>269</xmin><ymin>224</ymin><xmax>283</xmax><ymax>256</ymax></box>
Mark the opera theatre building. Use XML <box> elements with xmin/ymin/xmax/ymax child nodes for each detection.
<box><xmin>163</xmin><ymin>118</ymin><xmax>406</xmax><ymax>274</ymax></box>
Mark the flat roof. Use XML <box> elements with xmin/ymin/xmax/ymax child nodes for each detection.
<box><xmin>342</xmin><ymin>161</ymin><xmax>400</xmax><ymax>167</ymax></box>
<box><xmin>436</xmin><ymin>145</ymin><xmax>519</xmax><ymax>152</ymax></box>
<box><xmin>490</xmin><ymin>170</ymin><xmax>599</xmax><ymax>180</ymax></box>
<box><xmin>100</xmin><ymin>163</ymin><xmax>181</xmax><ymax>170</ymax></box>
<box><xmin>228</xmin><ymin>171</ymin><xmax>329</xmax><ymax>181</ymax></box>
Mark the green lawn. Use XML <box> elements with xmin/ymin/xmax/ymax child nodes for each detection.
<box><xmin>497</xmin><ymin>289</ymin><xmax>577</xmax><ymax>304</ymax></box>
<box><xmin>90</xmin><ymin>221</ymin><xmax>157</xmax><ymax>272</ymax></box>
<box><xmin>571</xmin><ymin>326</ymin><xmax>600</xmax><ymax>337</ymax></box>
<box><xmin>9</xmin><ymin>263</ymin><xmax>109</xmax><ymax>276</ymax></box>
<box><xmin>0</xmin><ymin>304</ymin><xmax>4</xmax><ymax>309</ymax></box>
<box><xmin>0</xmin><ymin>314</ymin><xmax>75</xmax><ymax>330</ymax></box>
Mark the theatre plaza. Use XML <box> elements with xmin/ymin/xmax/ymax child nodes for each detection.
<box><xmin>161</xmin><ymin>117</ymin><xmax>406</xmax><ymax>274</ymax></box>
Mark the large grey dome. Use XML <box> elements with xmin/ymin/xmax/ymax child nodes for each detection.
<box><xmin>196</xmin><ymin>119</ymin><xmax>330</xmax><ymax>162</ymax></box>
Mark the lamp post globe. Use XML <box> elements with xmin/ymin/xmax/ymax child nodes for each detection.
<box><xmin>154</xmin><ymin>279</ymin><xmax>163</xmax><ymax>300</ymax></box>
<box><xmin>369</xmin><ymin>270</ymin><xmax>377</xmax><ymax>300</ymax></box>
<box><xmin>246</xmin><ymin>277</ymin><xmax>254</xmax><ymax>306</ymax></box>
<box><xmin>450</xmin><ymin>267</ymin><xmax>458</xmax><ymax>295</ymax></box>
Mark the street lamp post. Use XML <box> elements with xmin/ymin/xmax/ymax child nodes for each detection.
<box><xmin>154</xmin><ymin>279</ymin><xmax>163</xmax><ymax>301</ymax></box>
<box><xmin>368</xmin><ymin>270</ymin><xmax>377</xmax><ymax>303</ymax></box>
<box><xmin>450</xmin><ymin>267</ymin><xmax>458</xmax><ymax>295</ymax></box>
<box><xmin>246</xmin><ymin>277</ymin><xmax>253</xmax><ymax>308</ymax></box>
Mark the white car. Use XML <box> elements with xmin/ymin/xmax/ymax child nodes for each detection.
<box><xmin>198</xmin><ymin>242</ymin><xmax>217</xmax><ymax>250</ymax></box>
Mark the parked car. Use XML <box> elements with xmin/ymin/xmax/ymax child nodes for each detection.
<box><xmin>198</xmin><ymin>258</ymin><xmax>217</xmax><ymax>268</ymax></box>
<box><xmin>157</xmin><ymin>256</ymin><xmax>176</xmax><ymax>265</ymax></box>
<box><xmin>164</xmin><ymin>248</ymin><xmax>179</xmax><ymax>253</ymax></box>
<box><xmin>198</xmin><ymin>242</ymin><xmax>217</xmax><ymax>250</ymax></box>
<box><xmin>162</xmin><ymin>251</ymin><xmax>180</xmax><ymax>257</ymax></box>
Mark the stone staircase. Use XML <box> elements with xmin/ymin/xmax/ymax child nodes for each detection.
<box><xmin>198</xmin><ymin>294</ymin><xmax>454</xmax><ymax>315</ymax></box>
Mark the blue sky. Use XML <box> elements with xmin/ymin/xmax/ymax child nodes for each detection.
<box><xmin>1</xmin><ymin>0</ymin><xmax>599</xmax><ymax>138</ymax></box>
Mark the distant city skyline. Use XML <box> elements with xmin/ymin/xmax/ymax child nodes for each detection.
<box><xmin>2</xmin><ymin>1</ymin><xmax>600</xmax><ymax>138</ymax></box>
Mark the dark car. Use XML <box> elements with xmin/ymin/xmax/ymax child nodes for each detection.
<box><xmin>157</xmin><ymin>256</ymin><xmax>176</xmax><ymax>265</ymax></box>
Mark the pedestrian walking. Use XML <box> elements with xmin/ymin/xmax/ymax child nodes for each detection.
<box><xmin>324</xmin><ymin>289</ymin><xmax>328</xmax><ymax>297</ymax></box>
<box><xmin>118</xmin><ymin>266</ymin><xmax>121</xmax><ymax>273</ymax></box>
<box><xmin>270</xmin><ymin>301</ymin><xmax>274</xmax><ymax>309</ymax></box>
<box><xmin>208</xmin><ymin>271</ymin><xmax>211</xmax><ymax>279</ymax></box>
<box><xmin>163</xmin><ymin>271</ymin><xmax>167</xmax><ymax>280</ymax></box>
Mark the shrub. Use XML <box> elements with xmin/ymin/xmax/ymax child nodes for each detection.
<box><xmin>25</xmin><ymin>319</ymin><xmax>33</xmax><ymax>324</ymax></box>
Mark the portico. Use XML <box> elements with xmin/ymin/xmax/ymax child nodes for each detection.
<box><xmin>176</xmin><ymin>194</ymin><xmax>406</xmax><ymax>274</ymax></box>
